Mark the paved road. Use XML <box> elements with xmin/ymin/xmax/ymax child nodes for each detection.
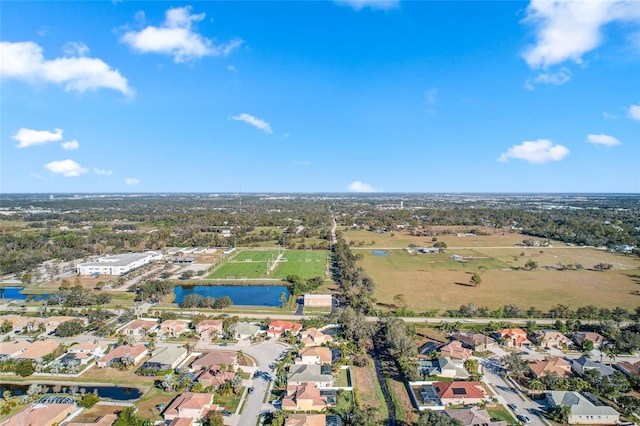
<box><xmin>195</xmin><ymin>340</ymin><xmax>289</xmax><ymax>426</ymax></box>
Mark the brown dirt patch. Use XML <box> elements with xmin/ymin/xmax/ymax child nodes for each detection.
<box><xmin>70</xmin><ymin>404</ymin><xmax>120</xmax><ymax>423</ymax></box>
<box><xmin>352</xmin><ymin>365</ymin><xmax>377</xmax><ymax>407</ymax></box>
<box><xmin>389</xmin><ymin>377</ymin><xmax>418</xmax><ymax>424</ymax></box>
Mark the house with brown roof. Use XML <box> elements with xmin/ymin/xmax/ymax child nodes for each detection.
<box><xmin>0</xmin><ymin>315</ymin><xmax>31</xmax><ymax>332</ymax></box>
<box><xmin>439</xmin><ymin>341</ymin><xmax>472</xmax><ymax>360</ymax></box>
<box><xmin>616</xmin><ymin>360</ymin><xmax>640</xmax><ymax>378</ymax></box>
<box><xmin>1</xmin><ymin>403</ymin><xmax>76</xmax><ymax>426</ymax></box>
<box><xmin>191</xmin><ymin>351</ymin><xmax>237</xmax><ymax>371</ymax></box>
<box><xmin>268</xmin><ymin>320</ymin><xmax>303</xmax><ymax>338</ymax></box>
<box><xmin>196</xmin><ymin>368</ymin><xmax>235</xmax><ymax>389</ymax></box>
<box><xmin>446</xmin><ymin>407</ymin><xmax>508</xmax><ymax>426</ymax></box>
<box><xmin>496</xmin><ymin>328</ymin><xmax>531</xmax><ymax>348</ymax></box>
<box><xmin>117</xmin><ymin>318</ymin><xmax>159</xmax><ymax>337</ymax></box>
<box><xmin>168</xmin><ymin>418</ymin><xmax>195</xmax><ymax>426</ymax></box>
<box><xmin>0</xmin><ymin>341</ymin><xmax>30</xmax><ymax>359</ymax></box>
<box><xmin>300</xmin><ymin>328</ymin><xmax>333</xmax><ymax>347</ymax></box>
<box><xmin>573</xmin><ymin>332</ymin><xmax>607</xmax><ymax>349</ymax></box>
<box><xmin>433</xmin><ymin>381</ymin><xmax>486</xmax><ymax>406</ymax></box>
<box><xmin>451</xmin><ymin>332</ymin><xmax>497</xmax><ymax>351</ymax></box>
<box><xmin>532</xmin><ymin>330</ymin><xmax>572</xmax><ymax>349</ymax></box>
<box><xmin>283</xmin><ymin>383</ymin><xmax>328</xmax><ymax>412</ymax></box>
<box><xmin>159</xmin><ymin>319</ymin><xmax>191</xmax><ymax>338</ymax></box>
<box><xmin>296</xmin><ymin>347</ymin><xmax>333</xmax><ymax>365</ymax></box>
<box><xmin>529</xmin><ymin>356</ymin><xmax>572</xmax><ymax>378</ymax></box>
<box><xmin>97</xmin><ymin>344</ymin><xmax>148</xmax><ymax>368</ymax></box>
<box><xmin>195</xmin><ymin>320</ymin><xmax>224</xmax><ymax>339</ymax></box>
<box><xmin>163</xmin><ymin>392</ymin><xmax>216</xmax><ymax>421</ymax></box>
<box><xmin>285</xmin><ymin>414</ymin><xmax>329</xmax><ymax>426</ymax></box>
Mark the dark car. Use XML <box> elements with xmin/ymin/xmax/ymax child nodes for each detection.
<box><xmin>248</xmin><ymin>387</ymin><xmax>254</xmax><ymax>394</ymax></box>
<box><xmin>221</xmin><ymin>410</ymin><xmax>232</xmax><ymax>416</ymax></box>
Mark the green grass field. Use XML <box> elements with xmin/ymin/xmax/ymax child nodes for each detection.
<box><xmin>206</xmin><ymin>249</ymin><xmax>328</xmax><ymax>280</ymax></box>
<box><xmin>231</xmin><ymin>250</ymin><xmax>281</xmax><ymax>262</ymax></box>
<box><xmin>271</xmin><ymin>250</ymin><xmax>327</xmax><ymax>279</ymax></box>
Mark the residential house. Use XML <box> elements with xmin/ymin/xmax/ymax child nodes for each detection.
<box><xmin>1</xmin><ymin>403</ymin><xmax>76</xmax><ymax>426</ymax></box>
<box><xmin>433</xmin><ymin>381</ymin><xmax>486</xmax><ymax>406</ymax></box>
<box><xmin>117</xmin><ymin>318</ymin><xmax>159</xmax><ymax>337</ymax></box>
<box><xmin>285</xmin><ymin>414</ymin><xmax>343</xmax><ymax>426</ymax></box>
<box><xmin>163</xmin><ymin>392</ymin><xmax>216</xmax><ymax>421</ymax></box>
<box><xmin>0</xmin><ymin>341</ymin><xmax>30</xmax><ymax>359</ymax></box>
<box><xmin>445</xmin><ymin>407</ymin><xmax>508</xmax><ymax>426</ymax></box>
<box><xmin>296</xmin><ymin>347</ymin><xmax>333</xmax><ymax>365</ymax></box>
<box><xmin>168</xmin><ymin>418</ymin><xmax>194</xmax><ymax>426</ymax></box>
<box><xmin>418</xmin><ymin>342</ymin><xmax>444</xmax><ymax>358</ymax></box>
<box><xmin>616</xmin><ymin>360</ymin><xmax>640</xmax><ymax>378</ymax></box>
<box><xmin>268</xmin><ymin>320</ymin><xmax>302</xmax><ymax>338</ymax></box>
<box><xmin>418</xmin><ymin>357</ymin><xmax>469</xmax><ymax>379</ymax></box>
<box><xmin>191</xmin><ymin>351</ymin><xmax>238</xmax><ymax>371</ymax></box>
<box><xmin>529</xmin><ymin>356</ymin><xmax>572</xmax><ymax>378</ymax></box>
<box><xmin>68</xmin><ymin>341</ymin><xmax>106</xmax><ymax>360</ymax></box>
<box><xmin>159</xmin><ymin>320</ymin><xmax>191</xmax><ymax>338</ymax></box>
<box><xmin>228</xmin><ymin>322</ymin><xmax>261</xmax><ymax>340</ymax></box>
<box><xmin>572</xmin><ymin>357</ymin><xmax>616</xmax><ymax>377</ymax></box>
<box><xmin>0</xmin><ymin>315</ymin><xmax>31</xmax><ymax>333</ymax></box>
<box><xmin>45</xmin><ymin>316</ymin><xmax>88</xmax><ymax>334</ymax></box>
<box><xmin>532</xmin><ymin>330</ymin><xmax>573</xmax><ymax>350</ymax></box>
<box><xmin>196</xmin><ymin>367</ymin><xmax>235</xmax><ymax>389</ymax></box>
<box><xmin>439</xmin><ymin>341</ymin><xmax>472</xmax><ymax>360</ymax></box>
<box><xmin>283</xmin><ymin>383</ymin><xmax>328</xmax><ymax>411</ymax></box>
<box><xmin>303</xmin><ymin>294</ymin><xmax>333</xmax><ymax>309</ymax></box>
<box><xmin>573</xmin><ymin>332</ymin><xmax>607</xmax><ymax>349</ymax></box>
<box><xmin>65</xmin><ymin>414</ymin><xmax>118</xmax><ymax>426</ymax></box>
<box><xmin>97</xmin><ymin>344</ymin><xmax>148</xmax><ymax>368</ymax></box>
<box><xmin>195</xmin><ymin>320</ymin><xmax>224</xmax><ymax>339</ymax></box>
<box><xmin>545</xmin><ymin>391</ymin><xmax>619</xmax><ymax>424</ymax></box>
<box><xmin>15</xmin><ymin>340</ymin><xmax>59</xmax><ymax>361</ymax></box>
<box><xmin>142</xmin><ymin>345</ymin><xmax>188</xmax><ymax>372</ymax></box>
<box><xmin>451</xmin><ymin>332</ymin><xmax>497</xmax><ymax>351</ymax></box>
<box><xmin>495</xmin><ymin>328</ymin><xmax>531</xmax><ymax>348</ymax></box>
<box><xmin>287</xmin><ymin>364</ymin><xmax>334</xmax><ymax>388</ymax></box>
<box><xmin>300</xmin><ymin>328</ymin><xmax>333</xmax><ymax>347</ymax></box>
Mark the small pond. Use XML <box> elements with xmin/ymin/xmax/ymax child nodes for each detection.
<box><xmin>0</xmin><ymin>287</ymin><xmax>49</xmax><ymax>301</ymax></box>
<box><xmin>0</xmin><ymin>383</ymin><xmax>142</xmax><ymax>401</ymax></box>
<box><xmin>174</xmin><ymin>285</ymin><xmax>290</xmax><ymax>307</ymax></box>
<box><xmin>372</xmin><ymin>250</ymin><xmax>389</xmax><ymax>256</ymax></box>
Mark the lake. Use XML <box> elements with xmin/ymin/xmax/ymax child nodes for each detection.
<box><xmin>0</xmin><ymin>383</ymin><xmax>142</xmax><ymax>400</ymax></box>
<box><xmin>174</xmin><ymin>285</ymin><xmax>289</xmax><ymax>306</ymax></box>
<box><xmin>0</xmin><ymin>287</ymin><xmax>49</xmax><ymax>301</ymax></box>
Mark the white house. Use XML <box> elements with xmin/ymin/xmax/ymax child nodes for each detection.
<box><xmin>77</xmin><ymin>251</ymin><xmax>162</xmax><ymax>275</ymax></box>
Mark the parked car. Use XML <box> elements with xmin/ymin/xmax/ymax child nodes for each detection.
<box><xmin>248</xmin><ymin>387</ymin><xmax>254</xmax><ymax>394</ymax></box>
<box><xmin>507</xmin><ymin>403</ymin><xmax>518</xmax><ymax>411</ymax></box>
<box><xmin>517</xmin><ymin>414</ymin><xmax>531</xmax><ymax>424</ymax></box>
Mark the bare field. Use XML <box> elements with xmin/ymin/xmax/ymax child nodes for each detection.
<box><xmin>360</xmin><ymin>246</ymin><xmax>640</xmax><ymax>312</ymax></box>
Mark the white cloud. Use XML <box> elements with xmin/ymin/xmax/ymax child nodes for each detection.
<box><xmin>0</xmin><ymin>41</ymin><xmax>132</xmax><ymax>95</ymax></box>
<box><xmin>348</xmin><ymin>180</ymin><xmax>376</xmax><ymax>192</ymax></box>
<box><xmin>94</xmin><ymin>168</ymin><xmax>113</xmax><ymax>176</ymax></box>
<box><xmin>293</xmin><ymin>160</ymin><xmax>311</xmax><ymax>166</ymax></box>
<box><xmin>61</xmin><ymin>140</ymin><xmax>79</xmax><ymax>150</ymax></box>
<box><xmin>533</xmin><ymin>68</ymin><xmax>571</xmax><ymax>86</ymax></box>
<box><xmin>587</xmin><ymin>133</ymin><xmax>622</xmax><ymax>146</ymax></box>
<box><xmin>12</xmin><ymin>127</ymin><xmax>63</xmax><ymax>148</ymax></box>
<box><xmin>628</xmin><ymin>103</ymin><xmax>640</xmax><ymax>121</ymax></box>
<box><xmin>602</xmin><ymin>111</ymin><xmax>618</xmax><ymax>119</ymax></box>
<box><xmin>62</xmin><ymin>41</ymin><xmax>89</xmax><ymax>57</ymax></box>
<box><xmin>335</xmin><ymin>0</ymin><xmax>399</xmax><ymax>11</ymax></box>
<box><xmin>522</xmin><ymin>0</ymin><xmax>640</xmax><ymax>68</ymax></box>
<box><xmin>499</xmin><ymin>139</ymin><xmax>570</xmax><ymax>164</ymax></box>
<box><xmin>125</xmin><ymin>177</ymin><xmax>140</xmax><ymax>186</ymax></box>
<box><xmin>121</xmin><ymin>6</ymin><xmax>243</xmax><ymax>63</ymax></box>
<box><xmin>232</xmin><ymin>113</ymin><xmax>273</xmax><ymax>134</ymax></box>
<box><xmin>44</xmin><ymin>159</ymin><xmax>88</xmax><ymax>177</ymax></box>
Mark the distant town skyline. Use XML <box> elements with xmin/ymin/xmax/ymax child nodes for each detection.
<box><xmin>1</xmin><ymin>1</ymin><xmax>639</xmax><ymax>193</ymax></box>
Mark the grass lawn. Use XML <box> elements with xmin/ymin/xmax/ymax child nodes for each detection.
<box><xmin>334</xmin><ymin>390</ymin><xmax>354</xmax><ymax>414</ymax></box>
<box><xmin>360</xmin><ymin>246</ymin><xmax>640</xmax><ymax>312</ymax></box>
<box><xmin>271</xmin><ymin>250</ymin><xmax>328</xmax><ymax>279</ymax></box>
<box><xmin>213</xmin><ymin>390</ymin><xmax>243</xmax><ymax>412</ymax></box>
<box><xmin>232</xmin><ymin>250</ymin><xmax>281</xmax><ymax>262</ymax></box>
<box><xmin>206</xmin><ymin>262</ymin><xmax>272</xmax><ymax>279</ymax></box>
<box><xmin>335</xmin><ymin>368</ymin><xmax>350</xmax><ymax>388</ymax></box>
<box><xmin>136</xmin><ymin>387</ymin><xmax>177</xmax><ymax>420</ymax></box>
<box><xmin>487</xmin><ymin>406</ymin><xmax>518</xmax><ymax>424</ymax></box>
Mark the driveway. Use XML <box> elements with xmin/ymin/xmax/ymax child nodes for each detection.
<box><xmin>480</xmin><ymin>357</ymin><xmax>550</xmax><ymax>426</ymax></box>
<box><xmin>195</xmin><ymin>340</ymin><xmax>290</xmax><ymax>425</ymax></box>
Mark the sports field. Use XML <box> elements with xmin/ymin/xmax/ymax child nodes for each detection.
<box><xmin>358</xmin><ymin>243</ymin><xmax>640</xmax><ymax>312</ymax></box>
<box><xmin>206</xmin><ymin>249</ymin><xmax>328</xmax><ymax>280</ymax></box>
<box><xmin>271</xmin><ymin>250</ymin><xmax>328</xmax><ymax>279</ymax></box>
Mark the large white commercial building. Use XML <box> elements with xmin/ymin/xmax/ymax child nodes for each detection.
<box><xmin>76</xmin><ymin>251</ymin><xmax>162</xmax><ymax>275</ymax></box>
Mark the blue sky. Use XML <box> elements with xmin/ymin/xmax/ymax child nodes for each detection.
<box><xmin>1</xmin><ymin>0</ymin><xmax>639</xmax><ymax>193</ymax></box>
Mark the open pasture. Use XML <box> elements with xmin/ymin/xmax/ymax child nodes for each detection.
<box><xmin>271</xmin><ymin>250</ymin><xmax>328</xmax><ymax>279</ymax></box>
<box><xmin>206</xmin><ymin>261</ymin><xmax>271</xmax><ymax>279</ymax></box>
<box><xmin>360</xmin><ymin>247</ymin><xmax>640</xmax><ymax>312</ymax></box>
